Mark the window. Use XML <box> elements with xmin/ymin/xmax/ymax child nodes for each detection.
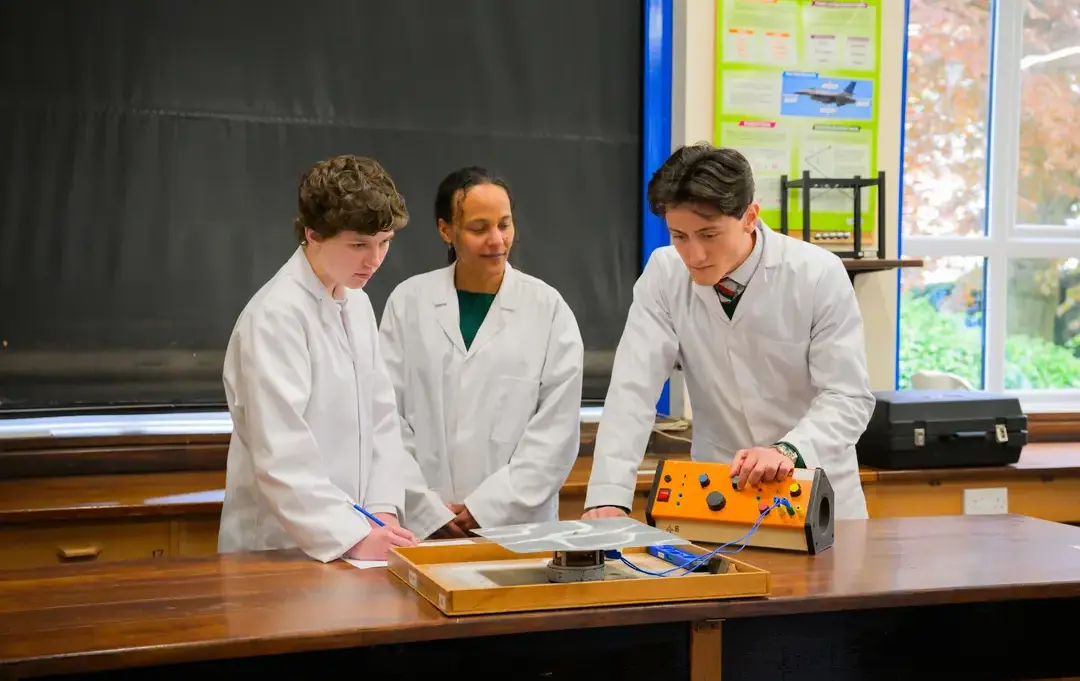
<box><xmin>899</xmin><ymin>0</ymin><xmax>1080</xmax><ymax>412</ymax></box>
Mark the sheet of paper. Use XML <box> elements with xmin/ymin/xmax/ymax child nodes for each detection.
<box><xmin>342</xmin><ymin>539</ymin><xmax>476</xmax><ymax>569</ymax></box>
<box><xmin>343</xmin><ymin>559</ymin><xmax>387</xmax><ymax>569</ymax></box>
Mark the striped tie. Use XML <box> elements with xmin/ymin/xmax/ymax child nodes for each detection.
<box><xmin>714</xmin><ymin>277</ymin><xmax>745</xmax><ymax>305</ymax></box>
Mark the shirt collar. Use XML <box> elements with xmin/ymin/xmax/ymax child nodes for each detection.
<box><xmin>724</xmin><ymin>220</ymin><xmax>764</xmax><ymax>287</ymax></box>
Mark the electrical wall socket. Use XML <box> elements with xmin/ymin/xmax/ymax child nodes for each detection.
<box><xmin>963</xmin><ymin>487</ymin><xmax>1009</xmax><ymax>515</ymax></box>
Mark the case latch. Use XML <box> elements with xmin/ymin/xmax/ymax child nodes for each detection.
<box><xmin>995</xmin><ymin>423</ymin><xmax>1008</xmax><ymax>444</ymax></box>
<box><xmin>914</xmin><ymin>427</ymin><xmax>925</xmax><ymax>447</ymax></box>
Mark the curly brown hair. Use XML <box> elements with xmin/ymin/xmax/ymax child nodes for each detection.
<box><xmin>293</xmin><ymin>155</ymin><xmax>409</xmax><ymax>243</ymax></box>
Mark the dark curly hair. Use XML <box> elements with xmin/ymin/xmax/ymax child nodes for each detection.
<box><xmin>293</xmin><ymin>155</ymin><xmax>409</xmax><ymax>243</ymax></box>
<box><xmin>646</xmin><ymin>143</ymin><xmax>755</xmax><ymax>220</ymax></box>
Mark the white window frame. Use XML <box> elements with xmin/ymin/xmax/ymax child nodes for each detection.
<box><xmin>901</xmin><ymin>0</ymin><xmax>1080</xmax><ymax>414</ymax></box>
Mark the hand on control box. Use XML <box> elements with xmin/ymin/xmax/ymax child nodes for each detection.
<box><xmin>730</xmin><ymin>446</ymin><xmax>795</xmax><ymax>490</ymax></box>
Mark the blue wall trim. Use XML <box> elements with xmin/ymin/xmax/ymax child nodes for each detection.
<box><xmin>977</xmin><ymin>0</ymin><xmax>999</xmax><ymax>390</ymax></box>
<box><xmin>642</xmin><ymin>0</ymin><xmax>673</xmax><ymax>414</ymax></box>
<box><xmin>894</xmin><ymin>0</ymin><xmax>912</xmax><ymax>389</ymax></box>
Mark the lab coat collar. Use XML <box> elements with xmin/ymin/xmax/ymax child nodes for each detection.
<box><xmin>433</xmin><ymin>261</ymin><xmax>521</xmax><ymax>358</ymax></box>
<box><xmin>433</xmin><ymin>261</ymin><xmax>521</xmax><ymax>306</ymax></box>
<box><xmin>284</xmin><ymin>246</ymin><xmax>352</xmax><ymax>354</ymax></box>
<box><xmin>725</xmin><ymin>220</ymin><xmax>765</xmax><ymax>287</ymax></box>
<box><xmin>286</xmin><ymin>245</ymin><xmax>336</xmax><ymax>302</ymax></box>
<box><xmin>691</xmin><ymin>221</ymin><xmax>787</xmax><ymax>326</ymax></box>
<box><xmin>724</xmin><ymin>221</ymin><xmax>787</xmax><ymax>327</ymax></box>
<box><xmin>758</xmin><ymin>219</ymin><xmax>786</xmax><ymax>270</ymax></box>
<box><xmin>433</xmin><ymin>264</ymin><xmax>466</xmax><ymax>354</ymax></box>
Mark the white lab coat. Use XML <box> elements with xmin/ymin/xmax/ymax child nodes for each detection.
<box><xmin>218</xmin><ymin>247</ymin><xmax>406</xmax><ymax>562</ymax></box>
<box><xmin>585</xmin><ymin>223</ymin><xmax>875</xmax><ymax>520</ymax></box>
<box><xmin>379</xmin><ymin>263</ymin><xmax>585</xmax><ymax>540</ymax></box>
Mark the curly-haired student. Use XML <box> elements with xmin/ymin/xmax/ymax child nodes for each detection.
<box><xmin>218</xmin><ymin>155</ymin><xmax>419</xmax><ymax>562</ymax></box>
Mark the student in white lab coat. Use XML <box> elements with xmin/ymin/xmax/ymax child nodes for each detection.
<box><xmin>379</xmin><ymin>167</ymin><xmax>585</xmax><ymax>540</ymax></box>
<box><xmin>218</xmin><ymin>155</ymin><xmax>419</xmax><ymax>562</ymax></box>
<box><xmin>583</xmin><ymin>143</ymin><xmax>875</xmax><ymax>521</ymax></box>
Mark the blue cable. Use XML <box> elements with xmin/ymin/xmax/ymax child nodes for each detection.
<box><xmin>609</xmin><ymin>499</ymin><xmax>787</xmax><ymax>577</ymax></box>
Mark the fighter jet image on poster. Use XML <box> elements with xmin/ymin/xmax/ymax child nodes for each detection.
<box><xmin>780</xmin><ymin>72</ymin><xmax>873</xmax><ymax>121</ymax></box>
<box><xmin>795</xmin><ymin>80</ymin><xmax>857</xmax><ymax>107</ymax></box>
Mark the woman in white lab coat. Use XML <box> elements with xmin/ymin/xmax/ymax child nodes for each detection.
<box><xmin>218</xmin><ymin>155</ymin><xmax>419</xmax><ymax>562</ymax></box>
<box><xmin>583</xmin><ymin>143</ymin><xmax>875</xmax><ymax>521</ymax></box>
<box><xmin>379</xmin><ymin>167</ymin><xmax>585</xmax><ymax>540</ymax></box>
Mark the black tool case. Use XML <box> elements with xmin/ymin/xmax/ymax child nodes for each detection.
<box><xmin>856</xmin><ymin>390</ymin><xmax>1028</xmax><ymax>469</ymax></box>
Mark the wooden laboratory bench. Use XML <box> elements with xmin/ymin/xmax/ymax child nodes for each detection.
<box><xmin>4</xmin><ymin>444</ymin><xmax>1080</xmax><ymax>572</ymax></box>
<box><xmin>0</xmin><ymin>454</ymin><xmax>674</xmax><ymax>570</ymax></box>
<box><xmin>859</xmin><ymin>442</ymin><xmax>1080</xmax><ymax>523</ymax></box>
<box><xmin>2</xmin><ymin>514</ymin><xmax>1079</xmax><ymax>680</ymax></box>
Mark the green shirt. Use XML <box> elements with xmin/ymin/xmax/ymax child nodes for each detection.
<box><xmin>457</xmin><ymin>290</ymin><xmax>496</xmax><ymax>349</ymax></box>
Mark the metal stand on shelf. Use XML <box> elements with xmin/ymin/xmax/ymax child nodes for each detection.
<box><xmin>779</xmin><ymin>170</ymin><xmax>886</xmax><ymax>260</ymax></box>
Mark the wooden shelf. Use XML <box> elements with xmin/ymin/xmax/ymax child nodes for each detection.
<box><xmin>843</xmin><ymin>258</ymin><xmax>923</xmax><ymax>275</ymax></box>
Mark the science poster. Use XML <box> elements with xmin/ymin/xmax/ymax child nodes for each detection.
<box><xmin>714</xmin><ymin>0</ymin><xmax>882</xmax><ymax>250</ymax></box>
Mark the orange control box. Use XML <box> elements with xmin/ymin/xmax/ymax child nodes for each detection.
<box><xmin>644</xmin><ymin>459</ymin><xmax>834</xmax><ymax>554</ymax></box>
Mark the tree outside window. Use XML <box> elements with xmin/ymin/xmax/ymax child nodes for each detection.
<box><xmin>899</xmin><ymin>0</ymin><xmax>1080</xmax><ymax>410</ymax></box>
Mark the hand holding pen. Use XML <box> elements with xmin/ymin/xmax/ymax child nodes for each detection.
<box><xmin>346</xmin><ymin>504</ymin><xmax>419</xmax><ymax>560</ymax></box>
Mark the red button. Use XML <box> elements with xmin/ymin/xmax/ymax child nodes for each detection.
<box><xmin>657</xmin><ymin>488</ymin><xmax>671</xmax><ymax>502</ymax></box>
<box><xmin>758</xmin><ymin>500</ymin><xmax>770</xmax><ymax>514</ymax></box>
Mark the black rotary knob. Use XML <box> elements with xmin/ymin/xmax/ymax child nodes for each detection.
<box><xmin>706</xmin><ymin>490</ymin><xmax>727</xmax><ymax>512</ymax></box>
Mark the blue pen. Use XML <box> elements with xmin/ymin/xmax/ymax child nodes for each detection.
<box><xmin>353</xmin><ymin>503</ymin><xmax>385</xmax><ymax>527</ymax></box>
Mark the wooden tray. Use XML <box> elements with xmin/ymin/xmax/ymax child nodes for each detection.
<box><xmin>387</xmin><ymin>540</ymin><xmax>770</xmax><ymax>616</ymax></box>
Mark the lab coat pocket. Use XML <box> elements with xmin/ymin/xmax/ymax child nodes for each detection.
<box><xmin>752</xmin><ymin>338</ymin><xmax>811</xmax><ymax>398</ymax></box>
<box><xmin>490</xmin><ymin>375</ymin><xmax>541</xmax><ymax>445</ymax></box>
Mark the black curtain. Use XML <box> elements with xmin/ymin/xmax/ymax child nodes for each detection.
<box><xmin>0</xmin><ymin>0</ymin><xmax>642</xmax><ymax>415</ymax></box>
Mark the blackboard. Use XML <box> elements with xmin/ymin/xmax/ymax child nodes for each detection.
<box><xmin>0</xmin><ymin>0</ymin><xmax>643</xmax><ymax>415</ymax></box>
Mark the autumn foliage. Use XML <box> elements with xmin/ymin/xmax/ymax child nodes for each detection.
<box><xmin>899</xmin><ymin>0</ymin><xmax>1080</xmax><ymax>389</ymax></box>
<box><xmin>903</xmin><ymin>0</ymin><xmax>1080</xmax><ymax>236</ymax></box>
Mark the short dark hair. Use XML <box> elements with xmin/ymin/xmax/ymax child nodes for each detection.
<box><xmin>646</xmin><ymin>143</ymin><xmax>755</xmax><ymax>220</ymax></box>
<box><xmin>293</xmin><ymin>155</ymin><xmax>409</xmax><ymax>243</ymax></box>
<box><xmin>434</xmin><ymin>166</ymin><xmax>515</xmax><ymax>263</ymax></box>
